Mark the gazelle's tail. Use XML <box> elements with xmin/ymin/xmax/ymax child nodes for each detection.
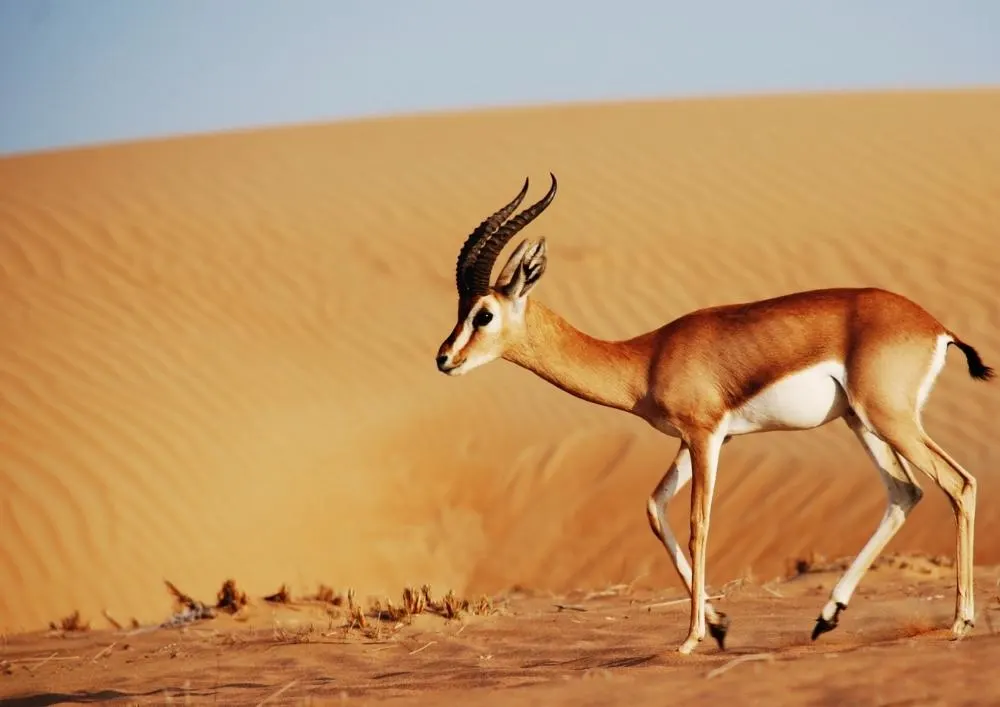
<box><xmin>949</xmin><ymin>337</ymin><xmax>995</xmax><ymax>381</ymax></box>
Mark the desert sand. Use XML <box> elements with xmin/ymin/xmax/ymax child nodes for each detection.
<box><xmin>3</xmin><ymin>559</ymin><xmax>1000</xmax><ymax>705</ymax></box>
<box><xmin>1</xmin><ymin>88</ymin><xmax>1000</xmax><ymax>703</ymax></box>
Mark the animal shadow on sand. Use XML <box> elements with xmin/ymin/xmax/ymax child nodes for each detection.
<box><xmin>1</xmin><ymin>682</ymin><xmax>267</xmax><ymax>707</ymax></box>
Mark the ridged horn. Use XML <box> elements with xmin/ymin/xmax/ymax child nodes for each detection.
<box><xmin>455</xmin><ymin>177</ymin><xmax>530</xmax><ymax>297</ymax></box>
<box><xmin>467</xmin><ymin>172</ymin><xmax>557</xmax><ymax>297</ymax></box>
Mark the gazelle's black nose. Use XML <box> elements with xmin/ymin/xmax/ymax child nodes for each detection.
<box><xmin>436</xmin><ymin>354</ymin><xmax>449</xmax><ymax>370</ymax></box>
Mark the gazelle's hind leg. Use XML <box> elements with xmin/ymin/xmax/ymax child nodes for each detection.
<box><xmin>872</xmin><ymin>418</ymin><xmax>978</xmax><ymax>637</ymax></box>
<box><xmin>812</xmin><ymin>410</ymin><xmax>924</xmax><ymax>639</ymax></box>
<box><xmin>830</xmin><ymin>330</ymin><xmax>979</xmax><ymax>639</ymax></box>
<box><xmin>923</xmin><ymin>434</ymin><xmax>978</xmax><ymax>634</ymax></box>
<box><xmin>646</xmin><ymin>442</ymin><xmax>730</xmax><ymax>649</ymax></box>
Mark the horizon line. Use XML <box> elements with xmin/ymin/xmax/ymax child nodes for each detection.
<box><xmin>3</xmin><ymin>82</ymin><xmax>997</xmax><ymax>160</ymax></box>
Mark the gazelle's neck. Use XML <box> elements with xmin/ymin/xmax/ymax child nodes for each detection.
<box><xmin>502</xmin><ymin>299</ymin><xmax>652</xmax><ymax>413</ymax></box>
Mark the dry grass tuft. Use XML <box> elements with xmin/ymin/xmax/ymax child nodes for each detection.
<box><xmin>470</xmin><ymin>594</ymin><xmax>496</xmax><ymax>616</ymax></box>
<box><xmin>421</xmin><ymin>586</ymin><xmax>497</xmax><ymax>620</ymax></box>
<box><xmin>215</xmin><ymin>579</ymin><xmax>249</xmax><ymax>614</ymax></box>
<box><xmin>336</xmin><ymin>585</ymin><xmax>499</xmax><ymax>640</ymax></box>
<box><xmin>49</xmin><ymin>610</ymin><xmax>89</xmax><ymax>633</ymax></box>
<box><xmin>346</xmin><ymin>589</ymin><xmax>367</xmax><ymax>630</ymax></box>
<box><xmin>148</xmin><ymin>577</ymin><xmax>503</xmax><ymax>641</ymax></box>
<box><xmin>403</xmin><ymin>586</ymin><xmax>426</xmax><ymax>615</ymax></box>
<box><xmin>364</xmin><ymin>586</ymin><xmax>428</xmax><ymax>627</ymax></box>
<box><xmin>263</xmin><ymin>583</ymin><xmax>292</xmax><ymax>604</ymax></box>
<box><xmin>418</xmin><ymin>586</ymin><xmax>459</xmax><ymax>619</ymax></box>
<box><xmin>370</xmin><ymin>599</ymin><xmax>407</xmax><ymax>623</ymax></box>
<box><xmin>439</xmin><ymin>590</ymin><xmax>465</xmax><ymax>619</ymax></box>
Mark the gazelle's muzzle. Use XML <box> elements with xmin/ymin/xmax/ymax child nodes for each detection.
<box><xmin>435</xmin><ymin>351</ymin><xmax>455</xmax><ymax>373</ymax></box>
<box><xmin>435</xmin><ymin>330</ymin><xmax>464</xmax><ymax>374</ymax></box>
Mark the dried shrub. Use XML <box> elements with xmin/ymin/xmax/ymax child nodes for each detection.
<box><xmin>263</xmin><ymin>584</ymin><xmax>291</xmax><ymax>604</ymax></box>
<box><xmin>50</xmin><ymin>610</ymin><xmax>89</xmax><ymax>633</ymax></box>
<box><xmin>216</xmin><ymin>579</ymin><xmax>249</xmax><ymax>614</ymax></box>
<box><xmin>162</xmin><ymin>580</ymin><xmax>214</xmax><ymax>625</ymax></box>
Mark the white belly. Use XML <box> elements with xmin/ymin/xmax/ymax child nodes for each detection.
<box><xmin>726</xmin><ymin>361</ymin><xmax>849</xmax><ymax>436</ymax></box>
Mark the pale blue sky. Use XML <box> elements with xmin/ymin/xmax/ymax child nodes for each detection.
<box><xmin>2</xmin><ymin>0</ymin><xmax>999</xmax><ymax>156</ymax></box>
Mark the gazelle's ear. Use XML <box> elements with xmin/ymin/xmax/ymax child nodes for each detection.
<box><xmin>497</xmin><ymin>238</ymin><xmax>547</xmax><ymax>303</ymax></box>
<box><xmin>494</xmin><ymin>240</ymin><xmax>531</xmax><ymax>290</ymax></box>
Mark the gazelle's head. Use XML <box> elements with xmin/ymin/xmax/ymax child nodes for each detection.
<box><xmin>436</xmin><ymin>173</ymin><xmax>557</xmax><ymax>376</ymax></box>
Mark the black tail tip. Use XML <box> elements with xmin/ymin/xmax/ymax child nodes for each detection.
<box><xmin>952</xmin><ymin>339</ymin><xmax>995</xmax><ymax>381</ymax></box>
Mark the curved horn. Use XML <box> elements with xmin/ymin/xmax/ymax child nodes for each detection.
<box><xmin>468</xmin><ymin>172</ymin><xmax>557</xmax><ymax>296</ymax></box>
<box><xmin>455</xmin><ymin>177</ymin><xmax>530</xmax><ymax>297</ymax></box>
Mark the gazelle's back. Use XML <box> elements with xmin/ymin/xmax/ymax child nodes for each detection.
<box><xmin>644</xmin><ymin>288</ymin><xmax>945</xmax><ymax>420</ymax></box>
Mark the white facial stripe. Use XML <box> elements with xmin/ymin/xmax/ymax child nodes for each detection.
<box><xmin>450</xmin><ymin>318</ymin><xmax>474</xmax><ymax>355</ymax></box>
<box><xmin>447</xmin><ymin>302</ymin><xmax>490</xmax><ymax>359</ymax></box>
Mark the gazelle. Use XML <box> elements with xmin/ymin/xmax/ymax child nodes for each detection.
<box><xmin>435</xmin><ymin>173</ymin><xmax>994</xmax><ymax>655</ymax></box>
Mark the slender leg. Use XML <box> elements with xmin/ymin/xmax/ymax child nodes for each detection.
<box><xmin>678</xmin><ymin>428</ymin><xmax>726</xmax><ymax>655</ymax></box>
<box><xmin>854</xmin><ymin>413</ymin><xmax>978</xmax><ymax>639</ymax></box>
<box><xmin>813</xmin><ymin>412</ymin><xmax>924</xmax><ymax>639</ymax></box>
<box><xmin>646</xmin><ymin>443</ymin><xmax>730</xmax><ymax>648</ymax></box>
<box><xmin>922</xmin><ymin>434</ymin><xmax>978</xmax><ymax>636</ymax></box>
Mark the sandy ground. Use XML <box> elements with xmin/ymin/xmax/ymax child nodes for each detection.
<box><xmin>2</xmin><ymin>559</ymin><xmax>1000</xmax><ymax>705</ymax></box>
<box><xmin>1</xmin><ymin>88</ymin><xmax>1000</xmax><ymax>702</ymax></box>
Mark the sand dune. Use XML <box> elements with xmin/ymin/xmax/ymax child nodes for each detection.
<box><xmin>1</xmin><ymin>89</ymin><xmax>999</xmax><ymax>634</ymax></box>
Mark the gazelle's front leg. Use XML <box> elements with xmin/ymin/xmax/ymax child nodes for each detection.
<box><xmin>646</xmin><ymin>442</ymin><xmax>730</xmax><ymax>649</ymax></box>
<box><xmin>678</xmin><ymin>427</ymin><xmax>726</xmax><ymax>655</ymax></box>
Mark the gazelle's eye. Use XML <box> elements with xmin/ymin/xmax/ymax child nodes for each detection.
<box><xmin>473</xmin><ymin>309</ymin><xmax>494</xmax><ymax>328</ymax></box>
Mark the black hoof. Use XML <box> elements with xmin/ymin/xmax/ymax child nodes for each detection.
<box><xmin>811</xmin><ymin>602</ymin><xmax>846</xmax><ymax>641</ymax></box>
<box><xmin>709</xmin><ymin>612</ymin><xmax>731</xmax><ymax>651</ymax></box>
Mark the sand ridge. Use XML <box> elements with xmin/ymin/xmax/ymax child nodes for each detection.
<box><xmin>1</xmin><ymin>89</ymin><xmax>999</xmax><ymax>635</ymax></box>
